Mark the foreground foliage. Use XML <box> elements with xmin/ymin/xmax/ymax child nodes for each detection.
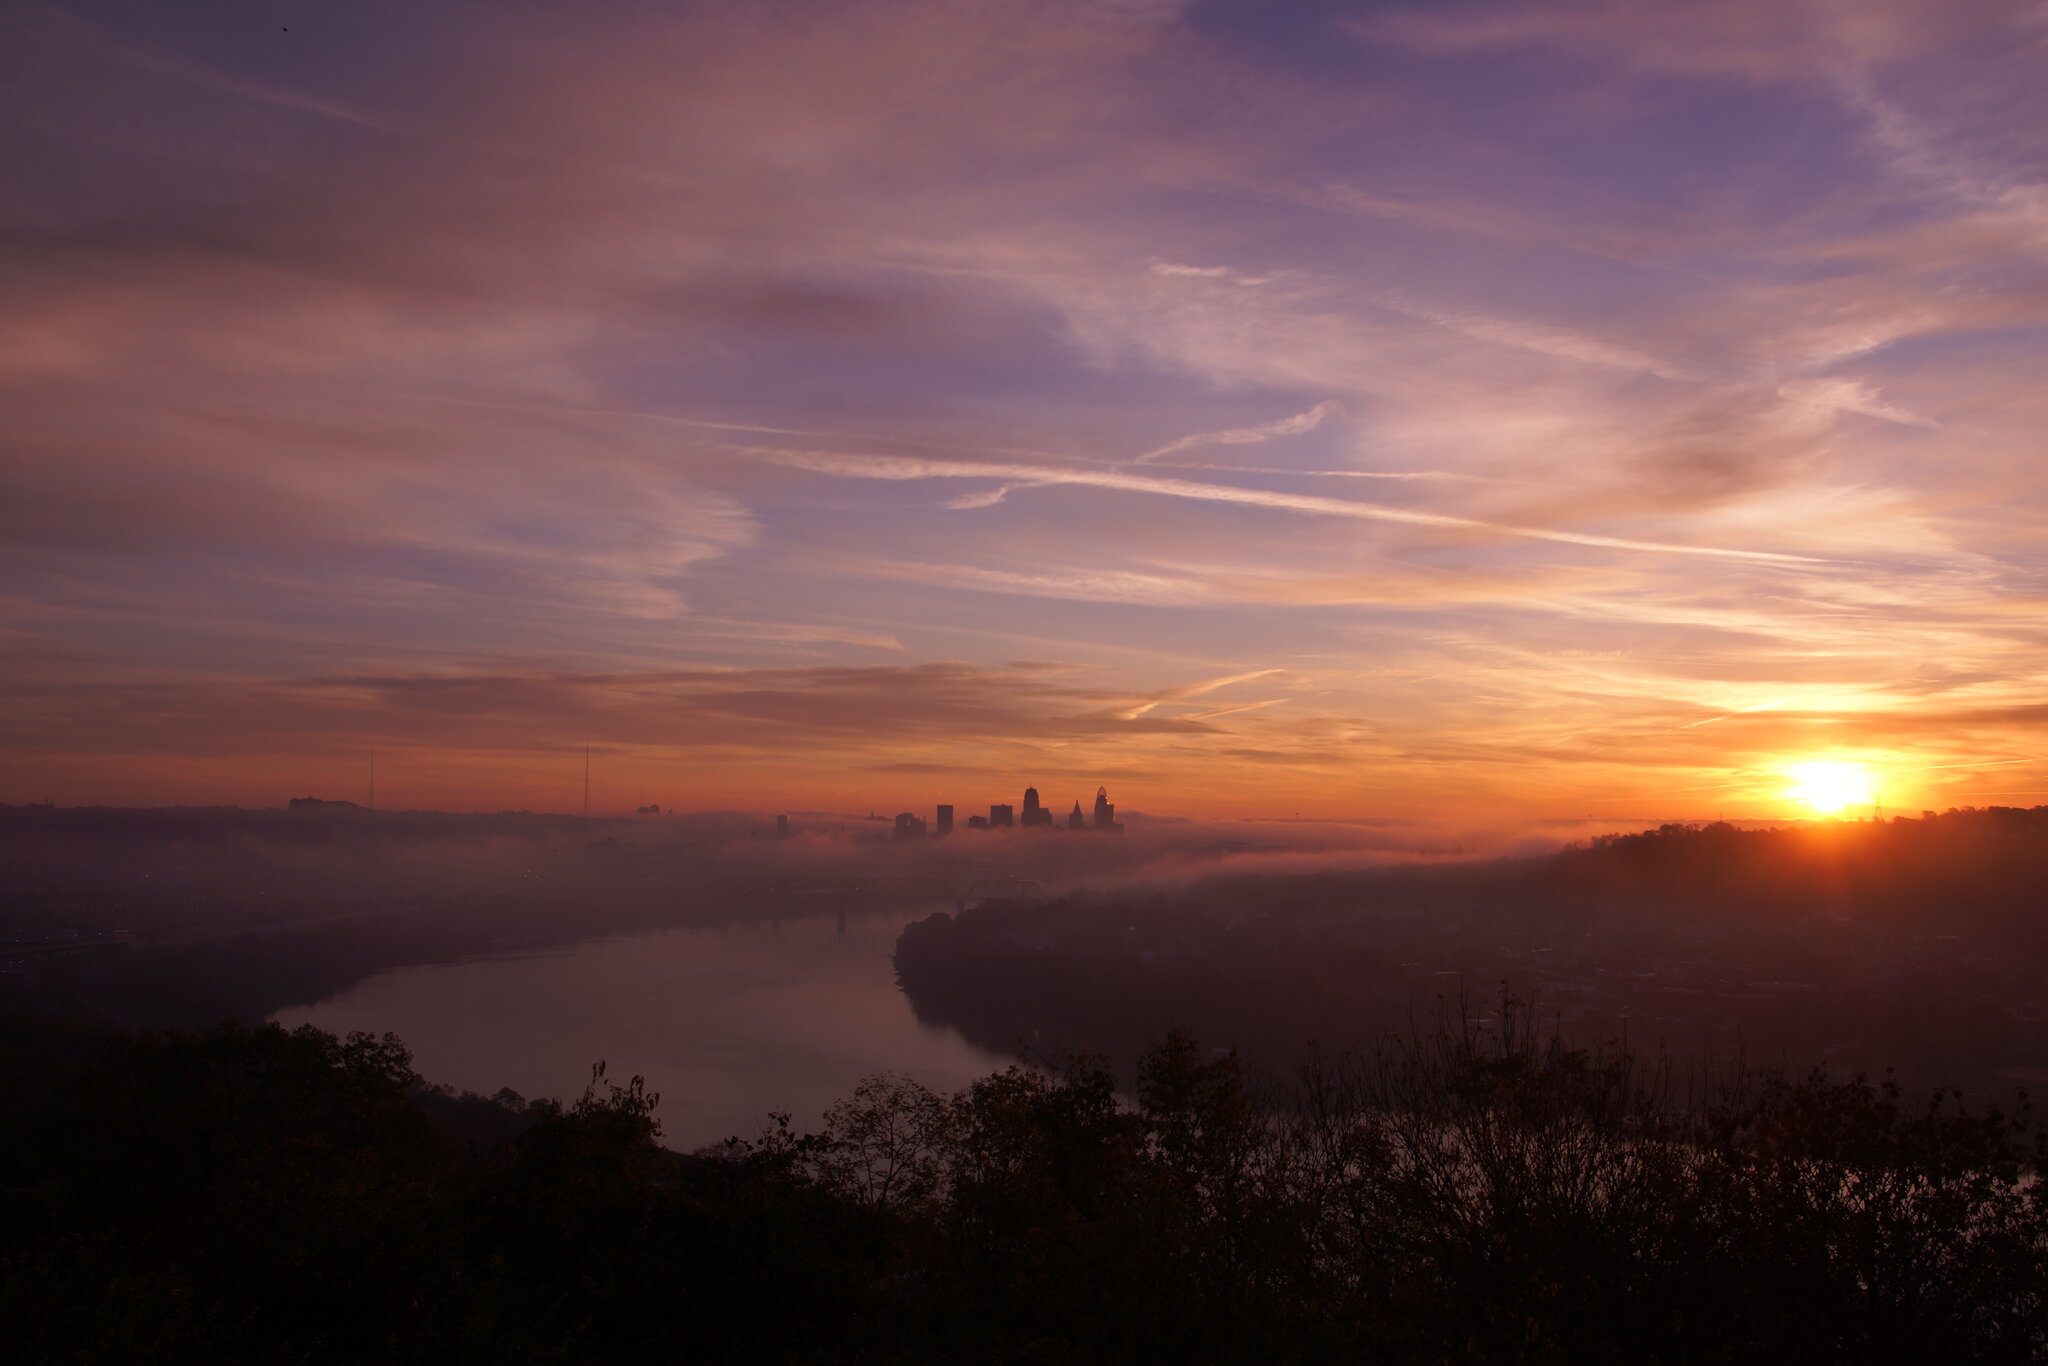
<box><xmin>3</xmin><ymin>1009</ymin><xmax>2044</xmax><ymax>1364</ymax></box>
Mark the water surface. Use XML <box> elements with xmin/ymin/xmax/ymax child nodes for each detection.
<box><xmin>276</xmin><ymin>907</ymin><xmax>1013</xmax><ymax>1151</ymax></box>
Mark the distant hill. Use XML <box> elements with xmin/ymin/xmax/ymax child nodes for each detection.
<box><xmin>897</xmin><ymin>809</ymin><xmax>2048</xmax><ymax>1095</ymax></box>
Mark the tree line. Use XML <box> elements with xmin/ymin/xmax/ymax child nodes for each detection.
<box><xmin>3</xmin><ymin>1004</ymin><xmax>2044</xmax><ymax>1363</ymax></box>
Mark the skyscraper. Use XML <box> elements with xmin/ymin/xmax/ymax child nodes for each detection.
<box><xmin>1092</xmin><ymin>785</ymin><xmax>1122</xmax><ymax>832</ymax></box>
<box><xmin>1022</xmin><ymin>786</ymin><xmax>1053</xmax><ymax>827</ymax></box>
<box><xmin>990</xmin><ymin>803</ymin><xmax>1014</xmax><ymax>828</ymax></box>
<box><xmin>1067</xmin><ymin>799</ymin><xmax>1085</xmax><ymax>831</ymax></box>
<box><xmin>936</xmin><ymin>803</ymin><xmax>953</xmax><ymax>836</ymax></box>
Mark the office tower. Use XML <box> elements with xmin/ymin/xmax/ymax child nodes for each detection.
<box><xmin>936</xmin><ymin>803</ymin><xmax>953</xmax><ymax>836</ymax></box>
<box><xmin>1021</xmin><ymin>785</ymin><xmax>1053</xmax><ymax>827</ymax></box>
<box><xmin>1093</xmin><ymin>785</ymin><xmax>1122</xmax><ymax>832</ymax></box>
<box><xmin>1068</xmin><ymin>799</ymin><xmax>1085</xmax><ymax>830</ymax></box>
<box><xmin>894</xmin><ymin>811</ymin><xmax>927</xmax><ymax>838</ymax></box>
<box><xmin>990</xmin><ymin>803</ymin><xmax>1014</xmax><ymax>828</ymax></box>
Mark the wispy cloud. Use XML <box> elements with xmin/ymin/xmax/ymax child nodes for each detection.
<box><xmin>107</xmin><ymin>41</ymin><xmax>402</xmax><ymax>134</ymax></box>
<box><xmin>1679</xmin><ymin>698</ymin><xmax>1786</xmax><ymax>730</ymax></box>
<box><xmin>1136</xmin><ymin>400</ymin><xmax>1341</xmax><ymax>463</ymax></box>
<box><xmin>1374</xmin><ymin>294</ymin><xmax>1697</xmax><ymax>381</ymax></box>
<box><xmin>1149</xmin><ymin>261</ymin><xmax>1273</xmax><ymax>286</ymax></box>
<box><xmin>1828</xmin><ymin>62</ymin><xmax>2048</xmax><ymax>248</ymax></box>
<box><xmin>851</xmin><ymin>559</ymin><xmax>1207</xmax><ymax>606</ymax></box>
<box><xmin>750</xmin><ymin>447</ymin><xmax>1824</xmax><ymax>564</ymax></box>
<box><xmin>1776</xmin><ymin>377</ymin><xmax>1935</xmax><ymax>429</ymax></box>
<box><xmin>1118</xmin><ymin>668</ymin><xmax>1286</xmax><ymax>719</ymax></box>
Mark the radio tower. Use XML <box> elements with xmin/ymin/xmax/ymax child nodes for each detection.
<box><xmin>582</xmin><ymin>745</ymin><xmax>591</xmax><ymax>820</ymax></box>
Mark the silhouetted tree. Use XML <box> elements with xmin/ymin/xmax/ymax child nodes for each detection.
<box><xmin>5</xmin><ymin>1011</ymin><xmax>2043</xmax><ymax>1364</ymax></box>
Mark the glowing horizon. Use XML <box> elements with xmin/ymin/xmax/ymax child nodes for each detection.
<box><xmin>4</xmin><ymin>2</ymin><xmax>2046</xmax><ymax>826</ymax></box>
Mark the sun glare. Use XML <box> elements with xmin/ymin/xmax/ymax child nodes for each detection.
<box><xmin>1783</xmin><ymin>760</ymin><xmax>1878</xmax><ymax>816</ymax></box>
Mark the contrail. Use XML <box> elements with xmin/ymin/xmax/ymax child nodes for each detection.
<box><xmin>753</xmin><ymin>447</ymin><xmax>1826</xmax><ymax>566</ymax></box>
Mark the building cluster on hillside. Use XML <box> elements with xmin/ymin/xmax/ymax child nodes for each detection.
<box><xmin>890</xmin><ymin>785</ymin><xmax>1123</xmax><ymax>838</ymax></box>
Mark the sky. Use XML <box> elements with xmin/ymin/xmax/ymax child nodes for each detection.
<box><xmin>3</xmin><ymin>0</ymin><xmax>2046</xmax><ymax>824</ymax></box>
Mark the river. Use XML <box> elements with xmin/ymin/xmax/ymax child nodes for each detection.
<box><xmin>274</xmin><ymin>905</ymin><xmax>1015</xmax><ymax>1152</ymax></box>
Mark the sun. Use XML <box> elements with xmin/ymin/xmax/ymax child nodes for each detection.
<box><xmin>1783</xmin><ymin>760</ymin><xmax>1878</xmax><ymax>816</ymax></box>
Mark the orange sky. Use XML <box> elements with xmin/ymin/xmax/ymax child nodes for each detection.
<box><xmin>3</xmin><ymin>1</ymin><xmax>2046</xmax><ymax>826</ymax></box>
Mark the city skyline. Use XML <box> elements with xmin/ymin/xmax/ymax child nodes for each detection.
<box><xmin>887</xmin><ymin>783</ymin><xmax>1122</xmax><ymax>836</ymax></box>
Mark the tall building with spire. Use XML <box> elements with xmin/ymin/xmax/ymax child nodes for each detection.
<box><xmin>1067</xmin><ymin>799</ymin><xmax>1086</xmax><ymax>830</ymax></box>
<box><xmin>1021</xmin><ymin>786</ymin><xmax>1053</xmax><ymax>827</ymax></box>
